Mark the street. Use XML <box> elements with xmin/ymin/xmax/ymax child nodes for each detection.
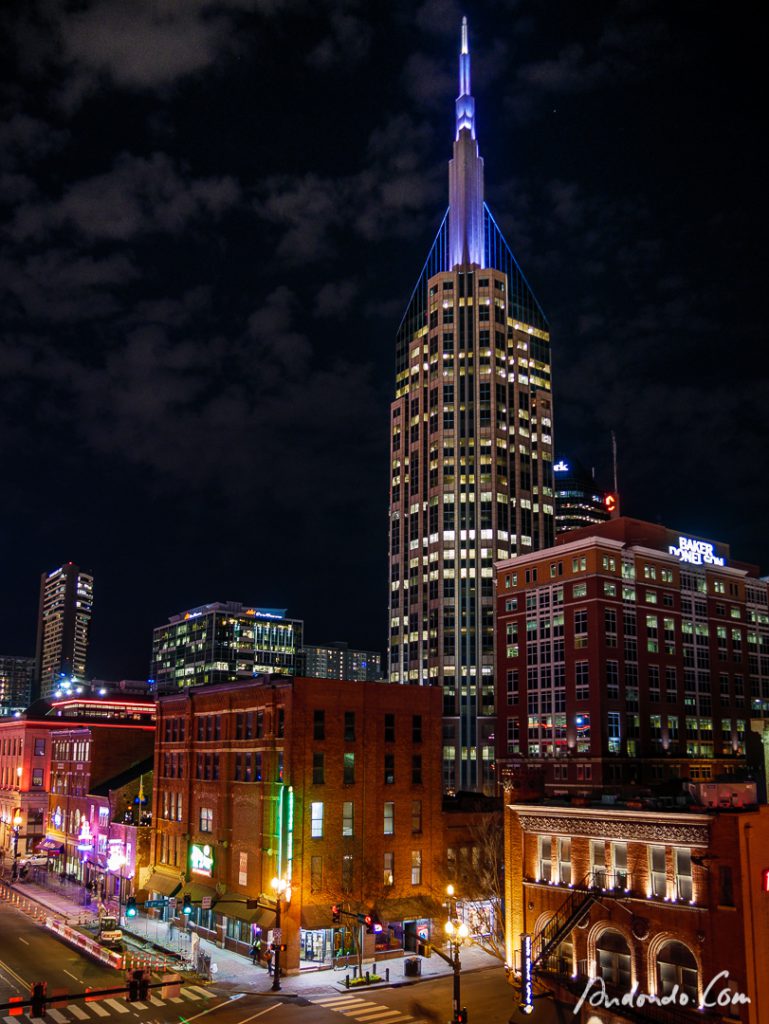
<box><xmin>1</xmin><ymin>899</ymin><xmax>573</xmax><ymax>1024</ymax></box>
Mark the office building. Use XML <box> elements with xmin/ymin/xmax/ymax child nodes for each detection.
<box><xmin>151</xmin><ymin>602</ymin><xmax>303</xmax><ymax>693</ymax></box>
<box><xmin>388</xmin><ymin>20</ymin><xmax>554</xmax><ymax>795</ymax></box>
<box><xmin>303</xmin><ymin>642</ymin><xmax>382</xmax><ymax>681</ymax></box>
<box><xmin>0</xmin><ymin>655</ymin><xmax>35</xmax><ymax>716</ymax></box>
<box><xmin>495</xmin><ymin>516</ymin><xmax>769</xmax><ymax>798</ymax></box>
<box><xmin>553</xmin><ymin>456</ymin><xmax>611</xmax><ymax>534</ymax></box>
<box><xmin>34</xmin><ymin>562</ymin><xmax>94</xmax><ymax>700</ymax></box>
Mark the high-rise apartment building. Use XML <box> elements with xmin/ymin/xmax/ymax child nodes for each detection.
<box><xmin>388</xmin><ymin>20</ymin><xmax>554</xmax><ymax>793</ymax></box>
<box><xmin>0</xmin><ymin>655</ymin><xmax>35</xmax><ymax>715</ymax></box>
<box><xmin>553</xmin><ymin>456</ymin><xmax>611</xmax><ymax>535</ymax></box>
<box><xmin>34</xmin><ymin>563</ymin><xmax>94</xmax><ymax>700</ymax></box>
<box><xmin>303</xmin><ymin>642</ymin><xmax>382</xmax><ymax>681</ymax></box>
<box><xmin>151</xmin><ymin>602</ymin><xmax>303</xmax><ymax>693</ymax></box>
<box><xmin>495</xmin><ymin>516</ymin><xmax>769</xmax><ymax>797</ymax></box>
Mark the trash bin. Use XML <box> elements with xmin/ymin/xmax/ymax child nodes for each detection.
<box><xmin>404</xmin><ymin>957</ymin><xmax>421</xmax><ymax>977</ymax></box>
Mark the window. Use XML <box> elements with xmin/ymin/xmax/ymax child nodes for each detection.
<box><xmin>311</xmin><ymin>855</ymin><xmax>322</xmax><ymax>894</ymax></box>
<box><xmin>412</xmin><ymin>755</ymin><xmax>422</xmax><ymax>785</ymax></box>
<box><xmin>344</xmin><ymin>711</ymin><xmax>356</xmax><ymax>742</ymax></box>
<box><xmin>200</xmin><ymin>807</ymin><xmax>213</xmax><ymax>833</ymax></box>
<box><xmin>574</xmin><ymin>609</ymin><xmax>588</xmax><ymax>648</ymax></box>
<box><xmin>313</xmin><ymin>710</ymin><xmax>325</xmax><ymax>741</ymax></box>
<box><xmin>383</xmin><ymin>852</ymin><xmax>394</xmax><ymax>886</ymax></box>
<box><xmin>412</xmin><ymin>715</ymin><xmax>422</xmax><ymax>743</ymax></box>
<box><xmin>411</xmin><ymin>850</ymin><xmax>422</xmax><ymax>886</ymax></box>
<box><xmin>650</xmin><ymin>845</ymin><xmax>666</xmax><ymax>898</ymax></box>
<box><xmin>657</xmin><ymin>942</ymin><xmax>698</xmax><ymax>1003</ymax></box>
<box><xmin>343</xmin><ymin>752</ymin><xmax>355</xmax><ymax>785</ymax></box>
<box><xmin>411</xmin><ymin>800</ymin><xmax>422</xmax><ymax>834</ymax></box>
<box><xmin>718</xmin><ymin>865</ymin><xmax>734</xmax><ymax>906</ymax></box>
<box><xmin>597</xmin><ymin>930</ymin><xmax>632</xmax><ymax>992</ymax></box>
<box><xmin>311</xmin><ymin>802</ymin><xmax>324</xmax><ymax>838</ymax></box>
<box><xmin>312</xmin><ymin>752</ymin><xmax>325</xmax><ymax>785</ymax></box>
<box><xmin>32</xmin><ymin>769</ymin><xmax>44</xmax><ymax>787</ymax></box>
<box><xmin>558</xmin><ymin>838</ymin><xmax>571</xmax><ymax>885</ymax></box>
<box><xmin>675</xmin><ymin>848</ymin><xmax>693</xmax><ymax>901</ymax></box>
<box><xmin>342</xmin><ymin>800</ymin><xmax>354</xmax><ymax>837</ymax></box>
<box><xmin>384</xmin><ymin>714</ymin><xmax>395</xmax><ymax>743</ymax></box>
<box><xmin>34</xmin><ymin>738</ymin><xmax>46</xmax><ymax>757</ymax></box>
<box><xmin>575</xmin><ymin>662</ymin><xmax>589</xmax><ymax>700</ymax></box>
<box><xmin>384</xmin><ymin>801</ymin><xmax>394</xmax><ymax>835</ymax></box>
<box><xmin>612</xmin><ymin>843</ymin><xmax>628</xmax><ymax>889</ymax></box>
<box><xmin>591</xmin><ymin>841</ymin><xmax>606</xmax><ymax>887</ymax></box>
<box><xmin>538</xmin><ymin>836</ymin><xmax>552</xmax><ymax>882</ymax></box>
<box><xmin>384</xmin><ymin>753</ymin><xmax>395</xmax><ymax>784</ymax></box>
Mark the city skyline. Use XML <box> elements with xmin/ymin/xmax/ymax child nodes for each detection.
<box><xmin>1</xmin><ymin>2</ymin><xmax>766</xmax><ymax>681</ymax></box>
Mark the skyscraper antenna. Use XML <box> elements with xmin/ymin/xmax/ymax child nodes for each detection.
<box><xmin>611</xmin><ymin>430</ymin><xmax>619</xmax><ymax>496</ymax></box>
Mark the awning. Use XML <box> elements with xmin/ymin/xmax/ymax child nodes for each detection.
<box><xmin>301</xmin><ymin>904</ymin><xmax>334</xmax><ymax>930</ymax></box>
<box><xmin>146</xmin><ymin>871</ymin><xmax>182</xmax><ymax>897</ymax></box>
<box><xmin>214</xmin><ymin>893</ymin><xmax>275</xmax><ymax>928</ymax></box>
<box><xmin>36</xmin><ymin>838</ymin><xmax>63</xmax><ymax>854</ymax></box>
<box><xmin>179</xmin><ymin>881</ymin><xmax>218</xmax><ymax>904</ymax></box>
<box><xmin>376</xmin><ymin>897</ymin><xmax>444</xmax><ymax>922</ymax></box>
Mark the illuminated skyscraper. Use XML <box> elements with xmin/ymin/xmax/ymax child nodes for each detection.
<box><xmin>34</xmin><ymin>563</ymin><xmax>94</xmax><ymax>699</ymax></box>
<box><xmin>388</xmin><ymin>20</ymin><xmax>554</xmax><ymax>793</ymax></box>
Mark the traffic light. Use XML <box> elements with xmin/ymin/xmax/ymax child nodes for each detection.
<box><xmin>457</xmin><ymin>1009</ymin><xmax>469</xmax><ymax>1023</ymax></box>
<box><xmin>278</xmin><ymin>943</ymin><xmax>287</xmax><ymax>952</ymax></box>
<box><xmin>364</xmin><ymin>915</ymin><xmax>382</xmax><ymax>934</ymax></box>
<box><xmin>30</xmin><ymin>982</ymin><xmax>47</xmax><ymax>1018</ymax></box>
<box><xmin>332</xmin><ymin>904</ymin><xmax>341</xmax><ymax>924</ymax></box>
<box><xmin>125</xmin><ymin>897</ymin><xmax>137</xmax><ymax>918</ymax></box>
<box><xmin>182</xmin><ymin>893</ymin><xmax>192</xmax><ymax>915</ymax></box>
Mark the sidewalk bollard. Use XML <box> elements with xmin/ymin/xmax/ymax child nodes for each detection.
<box><xmin>386</xmin><ymin>967</ymin><xmax>390</xmax><ymax>982</ymax></box>
<box><xmin>345</xmin><ymin>975</ymin><xmax>350</xmax><ymax>989</ymax></box>
<box><xmin>365</xmin><ymin>970</ymin><xmax>370</xmax><ymax>984</ymax></box>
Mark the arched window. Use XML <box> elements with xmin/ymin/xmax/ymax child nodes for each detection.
<box><xmin>657</xmin><ymin>941</ymin><xmax>698</xmax><ymax>1002</ymax></box>
<box><xmin>596</xmin><ymin>929</ymin><xmax>631</xmax><ymax>991</ymax></box>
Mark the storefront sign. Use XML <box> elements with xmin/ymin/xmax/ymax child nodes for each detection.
<box><xmin>668</xmin><ymin>535</ymin><xmax>725</xmax><ymax>567</ymax></box>
<box><xmin>190</xmin><ymin>843</ymin><xmax>214</xmax><ymax>877</ymax></box>
<box><xmin>521</xmin><ymin>933</ymin><xmax>533</xmax><ymax>1014</ymax></box>
<box><xmin>239</xmin><ymin>852</ymin><xmax>248</xmax><ymax>887</ymax></box>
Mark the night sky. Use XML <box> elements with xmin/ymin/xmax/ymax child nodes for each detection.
<box><xmin>2</xmin><ymin>1</ymin><xmax>767</xmax><ymax>680</ymax></box>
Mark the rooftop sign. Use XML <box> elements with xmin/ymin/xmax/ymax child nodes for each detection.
<box><xmin>668</xmin><ymin>535</ymin><xmax>725</xmax><ymax>567</ymax></box>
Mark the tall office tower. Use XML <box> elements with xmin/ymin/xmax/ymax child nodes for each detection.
<box><xmin>303</xmin><ymin>641</ymin><xmax>383</xmax><ymax>681</ymax></box>
<box><xmin>34</xmin><ymin>563</ymin><xmax>94</xmax><ymax>700</ymax></box>
<box><xmin>0</xmin><ymin>656</ymin><xmax>35</xmax><ymax>715</ymax></box>
<box><xmin>388</xmin><ymin>20</ymin><xmax>554</xmax><ymax>794</ymax></box>
<box><xmin>553</xmin><ymin>456</ymin><xmax>611</xmax><ymax>535</ymax></box>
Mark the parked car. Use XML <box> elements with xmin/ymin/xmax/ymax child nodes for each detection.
<box><xmin>19</xmin><ymin>854</ymin><xmax>49</xmax><ymax>868</ymax></box>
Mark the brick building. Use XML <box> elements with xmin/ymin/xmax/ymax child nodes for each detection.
<box><xmin>150</xmin><ymin>676</ymin><xmax>446</xmax><ymax>971</ymax></box>
<box><xmin>503</xmin><ymin>792</ymin><xmax>769</xmax><ymax>1023</ymax></box>
<box><xmin>495</xmin><ymin>517</ymin><xmax>769</xmax><ymax>797</ymax></box>
<box><xmin>0</xmin><ymin>716</ymin><xmax>53</xmax><ymax>861</ymax></box>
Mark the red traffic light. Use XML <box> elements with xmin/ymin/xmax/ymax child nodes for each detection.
<box><xmin>332</xmin><ymin>904</ymin><xmax>341</xmax><ymax>924</ymax></box>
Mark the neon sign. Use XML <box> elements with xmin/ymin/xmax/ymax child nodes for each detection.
<box><xmin>190</xmin><ymin>843</ymin><xmax>214</xmax><ymax>877</ymax></box>
<box><xmin>668</xmin><ymin>535</ymin><xmax>725</xmax><ymax>567</ymax></box>
<box><xmin>521</xmin><ymin>932</ymin><xmax>533</xmax><ymax>1013</ymax></box>
<box><xmin>553</xmin><ymin>460</ymin><xmax>569</xmax><ymax>473</ymax></box>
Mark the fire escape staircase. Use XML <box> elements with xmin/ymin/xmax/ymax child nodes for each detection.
<box><xmin>531</xmin><ymin>873</ymin><xmax>598</xmax><ymax>968</ymax></box>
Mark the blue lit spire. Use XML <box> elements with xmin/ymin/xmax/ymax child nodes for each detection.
<box><xmin>448</xmin><ymin>17</ymin><xmax>484</xmax><ymax>268</ymax></box>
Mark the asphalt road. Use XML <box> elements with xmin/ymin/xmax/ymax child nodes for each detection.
<box><xmin>1</xmin><ymin>901</ymin><xmax>572</xmax><ymax>1024</ymax></box>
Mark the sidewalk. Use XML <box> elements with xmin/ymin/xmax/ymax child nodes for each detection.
<box><xmin>7</xmin><ymin>877</ymin><xmax>501</xmax><ymax>996</ymax></box>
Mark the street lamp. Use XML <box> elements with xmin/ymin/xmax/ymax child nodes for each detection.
<box><xmin>270</xmin><ymin>876</ymin><xmax>289</xmax><ymax>992</ymax></box>
<box><xmin>445</xmin><ymin>896</ymin><xmax>470</xmax><ymax>1024</ymax></box>
<box><xmin>12</xmin><ymin>810</ymin><xmax>22</xmax><ymax>863</ymax></box>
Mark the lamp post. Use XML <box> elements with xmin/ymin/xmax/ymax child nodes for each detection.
<box><xmin>445</xmin><ymin>896</ymin><xmax>469</xmax><ymax>1024</ymax></box>
<box><xmin>270</xmin><ymin>876</ymin><xmax>289</xmax><ymax>992</ymax></box>
<box><xmin>11</xmin><ymin>809</ymin><xmax>22</xmax><ymax>866</ymax></box>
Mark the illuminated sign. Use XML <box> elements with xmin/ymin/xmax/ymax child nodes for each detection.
<box><xmin>668</xmin><ymin>535</ymin><xmax>725</xmax><ymax>567</ymax></box>
<box><xmin>107</xmin><ymin>849</ymin><xmax>127</xmax><ymax>873</ymax></box>
<box><xmin>762</xmin><ymin>868</ymin><xmax>769</xmax><ymax>893</ymax></box>
<box><xmin>553</xmin><ymin>460</ymin><xmax>569</xmax><ymax>473</ymax></box>
<box><xmin>605</xmin><ymin>493</ymin><xmax>618</xmax><ymax>513</ymax></box>
<box><xmin>245</xmin><ymin>608</ymin><xmax>285</xmax><ymax>620</ymax></box>
<box><xmin>521</xmin><ymin>932</ymin><xmax>533</xmax><ymax>1013</ymax></box>
<box><xmin>190</xmin><ymin>843</ymin><xmax>214</xmax><ymax>877</ymax></box>
<box><xmin>53</xmin><ymin>809</ymin><xmax>62</xmax><ymax>829</ymax></box>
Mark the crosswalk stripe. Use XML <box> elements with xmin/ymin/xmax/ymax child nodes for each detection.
<box><xmin>46</xmin><ymin>1010</ymin><xmax>69</xmax><ymax>1023</ymax></box>
<box><xmin>131</xmin><ymin>1003</ymin><xmax>147</xmax><ymax>1010</ymax></box>
<box><xmin>66</xmin><ymin>1006</ymin><xmax>89</xmax><ymax>1020</ymax></box>
<box><xmin>103</xmin><ymin>998</ymin><xmax>130</xmax><ymax>1014</ymax></box>
<box><xmin>186</xmin><ymin>986</ymin><xmax>215</xmax><ymax>999</ymax></box>
<box><xmin>349</xmin><ymin>1012</ymin><xmax>405</xmax><ymax>1022</ymax></box>
<box><xmin>169</xmin><ymin>996</ymin><xmax>184</xmax><ymax>1003</ymax></box>
<box><xmin>179</xmin><ymin>989</ymin><xmax>201</xmax><ymax>1001</ymax></box>
<box><xmin>149</xmin><ymin>995</ymin><xmax>164</xmax><ymax>1005</ymax></box>
<box><xmin>338</xmin><ymin>1003</ymin><xmax>379</xmax><ymax>1010</ymax></box>
<box><xmin>5</xmin><ymin>1017</ymin><xmax>21</xmax><ymax>1024</ymax></box>
<box><xmin>313</xmin><ymin>995</ymin><xmax>357</xmax><ymax>1003</ymax></box>
<box><xmin>85</xmin><ymin>1003</ymin><xmax>110</xmax><ymax>1017</ymax></box>
<box><xmin>322</xmin><ymin>1000</ymin><xmax>369</xmax><ymax>1007</ymax></box>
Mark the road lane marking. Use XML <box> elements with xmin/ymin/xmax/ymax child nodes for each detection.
<box><xmin>235</xmin><ymin>1007</ymin><xmax>280</xmax><ymax>1022</ymax></box>
<box><xmin>17</xmin><ymin>938</ymin><xmax>29</xmax><ymax>946</ymax></box>
<box><xmin>63</xmin><ymin>970</ymin><xmax>81</xmax><ymax>983</ymax></box>
<box><xmin>67</xmin><ymin>1005</ymin><xmax>90</xmax><ymax>1020</ymax></box>
<box><xmin>0</xmin><ymin>956</ymin><xmax>29</xmax><ymax>988</ymax></box>
<box><xmin>175</xmin><ymin>996</ymin><xmax>234</xmax><ymax>1022</ymax></box>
